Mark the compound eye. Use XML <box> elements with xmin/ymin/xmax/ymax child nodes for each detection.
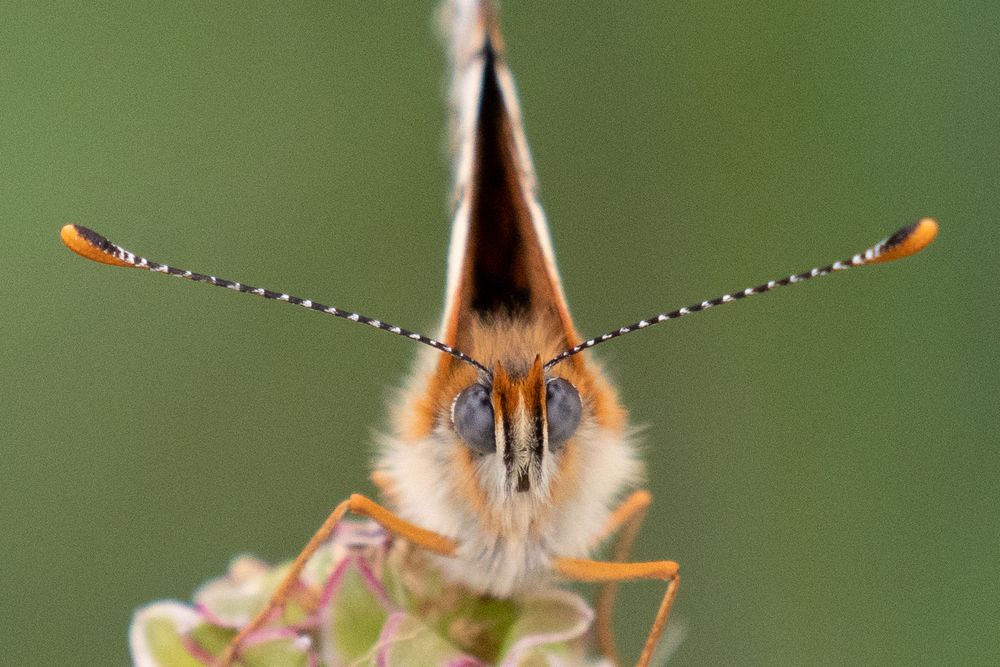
<box><xmin>452</xmin><ymin>384</ymin><xmax>496</xmax><ymax>454</ymax></box>
<box><xmin>545</xmin><ymin>378</ymin><xmax>581</xmax><ymax>450</ymax></box>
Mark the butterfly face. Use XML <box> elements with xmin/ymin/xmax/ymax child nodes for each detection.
<box><xmin>451</xmin><ymin>356</ymin><xmax>582</xmax><ymax>496</ymax></box>
<box><xmin>395</xmin><ymin>299</ymin><xmax>623</xmax><ymax>521</ymax></box>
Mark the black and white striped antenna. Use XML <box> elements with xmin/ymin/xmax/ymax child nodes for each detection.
<box><xmin>62</xmin><ymin>219</ymin><xmax>937</xmax><ymax>377</ymax></box>
<box><xmin>60</xmin><ymin>224</ymin><xmax>492</xmax><ymax>375</ymax></box>
<box><xmin>544</xmin><ymin>218</ymin><xmax>938</xmax><ymax>370</ymax></box>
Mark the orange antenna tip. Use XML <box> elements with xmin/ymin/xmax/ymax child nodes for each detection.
<box><xmin>869</xmin><ymin>217</ymin><xmax>939</xmax><ymax>264</ymax></box>
<box><xmin>60</xmin><ymin>224</ymin><xmax>134</xmax><ymax>268</ymax></box>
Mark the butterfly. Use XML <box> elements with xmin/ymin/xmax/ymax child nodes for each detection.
<box><xmin>61</xmin><ymin>1</ymin><xmax>937</xmax><ymax>665</ymax></box>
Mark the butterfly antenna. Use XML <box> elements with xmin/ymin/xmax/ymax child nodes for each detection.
<box><xmin>545</xmin><ymin>218</ymin><xmax>939</xmax><ymax>369</ymax></box>
<box><xmin>60</xmin><ymin>225</ymin><xmax>491</xmax><ymax>375</ymax></box>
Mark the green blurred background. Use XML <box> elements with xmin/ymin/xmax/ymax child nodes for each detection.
<box><xmin>3</xmin><ymin>2</ymin><xmax>997</xmax><ymax>665</ymax></box>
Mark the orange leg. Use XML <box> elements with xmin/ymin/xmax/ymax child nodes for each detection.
<box><xmin>216</xmin><ymin>494</ymin><xmax>456</xmax><ymax>667</ymax></box>
<box><xmin>554</xmin><ymin>556</ymin><xmax>680</xmax><ymax>667</ymax></box>
<box><xmin>594</xmin><ymin>490</ymin><xmax>652</xmax><ymax>547</ymax></box>
<box><xmin>592</xmin><ymin>490</ymin><xmax>653</xmax><ymax>665</ymax></box>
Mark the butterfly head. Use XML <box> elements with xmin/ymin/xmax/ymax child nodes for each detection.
<box><xmin>451</xmin><ymin>354</ymin><xmax>581</xmax><ymax>497</ymax></box>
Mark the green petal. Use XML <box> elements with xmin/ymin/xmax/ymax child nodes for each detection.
<box><xmin>240</xmin><ymin>633</ymin><xmax>312</xmax><ymax>667</ymax></box>
<box><xmin>130</xmin><ymin>602</ymin><xmax>208</xmax><ymax>667</ymax></box>
<box><xmin>188</xmin><ymin>624</ymin><xmax>236</xmax><ymax>659</ymax></box>
<box><xmin>375</xmin><ymin>612</ymin><xmax>476</xmax><ymax>666</ymax></box>
<box><xmin>498</xmin><ymin>589</ymin><xmax>594</xmax><ymax>665</ymax></box>
<box><xmin>322</xmin><ymin>559</ymin><xmax>389</xmax><ymax>663</ymax></box>
<box><xmin>193</xmin><ymin>555</ymin><xmax>278</xmax><ymax>628</ymax></box>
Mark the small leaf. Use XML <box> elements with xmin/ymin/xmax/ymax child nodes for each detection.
<box><xmin>193</xmin><ymin>556</ymin><xmax>276</xmax><ymax>628</ymax></box>
<box><xmin>375</xmin><ymin>612</ymin><xmax>483</xmax><ymax>667</ymax></box>
<box><xmin>188</xmin><ymin>624</ymin><xmax>235</xmax><ymax>659</ymax></box>
<box><xmin>498</xmin><ymin>589</ymin><xmax>594</xmax><ymax>666</ymax></box>
<box><xmin>130</xmin><ymin>602</ymin><xmax>209</xmax><ymax>667</ymax></box>
<box><xmin>322</xmin><ymin>557</ymin><xmax>389</xmax><ymax>663</ymax></box>
<box><xmin>240</xmin><ymin>629</ymin><xmax>312</xmax><ymax>667</ymax></box>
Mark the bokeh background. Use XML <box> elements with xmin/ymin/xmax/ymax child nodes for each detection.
<box><xmin>3</xmin><ymin>2</ymin><xmax>997</xmax><ymax>665</ymax></box>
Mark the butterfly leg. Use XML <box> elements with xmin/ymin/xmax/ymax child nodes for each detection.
<box><xmin>554</xmin><ymin>556</ymin><xmax>680</xmax><ymax>667</ymax></box>
<box><xmin>592</xmin><ymin>490</ymin><xmax>653</xmax><ymax>665</ymax></box>
<box><xmin>216</xmin><ymin>493</ymin><xmax>457</xmax><ymax>667</ymax></box>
